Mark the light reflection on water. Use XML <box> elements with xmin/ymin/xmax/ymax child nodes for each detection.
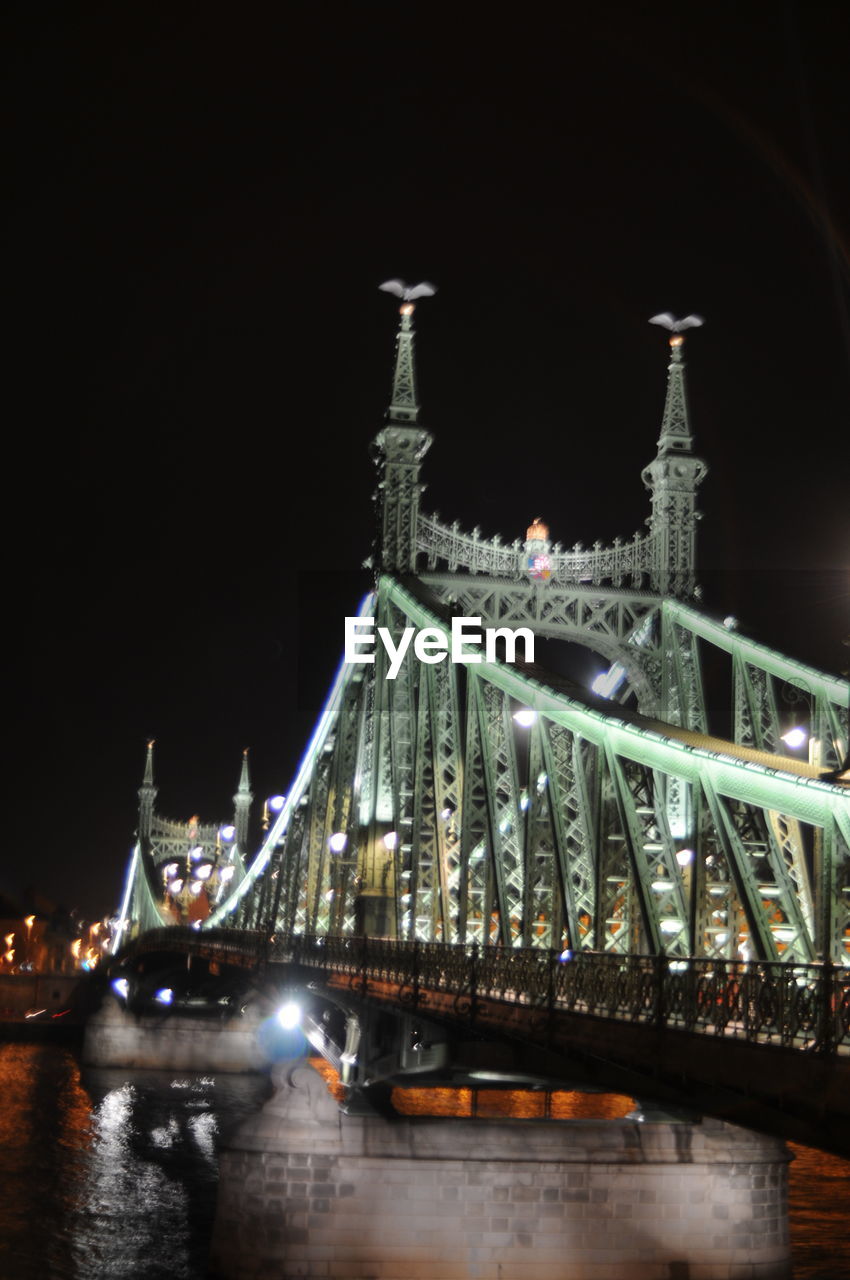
<box><xmin>0</xmin><ymin>1043</ymin><xmax>269</xmax><ymax>1280</ymax></box>
<box><xmin>0</xmin><ymin>1044</ymin><xmax>847</xmax><ymax>1278</ymax></box>
<box><xmin>787</xmin><ymin>1143</ymin><xmax>850</xmax><ymax>1280</ymax></box>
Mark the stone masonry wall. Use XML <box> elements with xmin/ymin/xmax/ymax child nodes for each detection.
<box><xmin>82</xmin><ymin>995</ymin><xmax>273</xmax><ymax>1072</ymax></box>
<box><xmin>209</xmin><ymin>1060</ymin><xmax>791</xmax><ymax>1280</ymax></box>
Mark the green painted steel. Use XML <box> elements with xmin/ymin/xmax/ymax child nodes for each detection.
<box><xmin>116</xmin><ymin>302</ymin><xmax>850</xmax><ymax>969</ymax></box>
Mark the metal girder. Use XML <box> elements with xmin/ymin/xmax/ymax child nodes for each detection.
<box><xmin>185</xmin><ymin>575</ymin><xmax>849</xmax><ymax>969</ymax></box>
<box><xmin>537</xmin><ymin>720</ymin><xmax>596</xmax><ymax>951</ymax></box>
<box><xmin>424</xmin><ymin>658</ymin><xmax>464</xmax><ymax>941</ymax></box>
<box><xmin>604</xmin><ymin>744</ymin><xmax>690</xmax><ymax>956</ymax></box>
<box><xmin>126</xmin><ymin>578</ymin><xmax>846</xmax><ymax>963</ymax></box>
<box><xmin>661</xmin><ymin>610</ymin><xmax>707</xmax><ymax>733</ymax></box>
<box><xmin>663</xmin><ymin>599</ymin><xmax>848</xmax><ymax>769</ymax></box>
<box><xmin>420</xmin><ymin>573</ymin><xmax>663</xmax><ymax>713</ymax></box>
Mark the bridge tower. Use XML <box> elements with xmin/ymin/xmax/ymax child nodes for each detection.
<box><xmin>115</xmin><ymin>744</ymin><xmax>256</xmax><ymax>944</ymax></box>
<box><xmin>233</xmin><ymin>749</ymin><xmax>253</xmax><ymax>855</ymax></box>
<box><xmin>371</xmin><ymin>294</ymin><xmax>433</xmax><ymax>573</ymax></box>
<box><xmin>642</xmin><ymin>325</ymin><xmax>708</xmax><ymax>597</ymax></box>
<box><xmin>138</xmin><ymin>739</ymin><xmax>157</xmax><ymax>841</ymax></box>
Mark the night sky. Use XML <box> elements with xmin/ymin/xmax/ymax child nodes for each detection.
<box><xmin>6</xmin><ymin>3</ymin><xmax>849</xmax><ymax>922</ymax></box>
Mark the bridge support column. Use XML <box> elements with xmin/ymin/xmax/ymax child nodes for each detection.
<box><xmin>209</xmin><ymin>1059</ymin><xmax>791</xmax><ymax>1280</ymax></box>
<box><xmin>82</xmin><ymin>996</ymin><xmax>274</xmax><ymax>1073</ymax></box>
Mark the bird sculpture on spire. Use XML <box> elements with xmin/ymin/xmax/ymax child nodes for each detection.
<box><xmin>379</xmin><ymin>279</ymin><xmax>437</xmax><ymax>302</ymax></box>
<box><xmin>649</xmin><ymin>312</ymin><xmax>704</xmax><ymax>332</ymax></box>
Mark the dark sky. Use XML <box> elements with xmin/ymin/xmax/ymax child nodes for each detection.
<box><xmin>5</xmin><ymin>2</ymin><xmax>849</xmax><ymax>921</ymax></box>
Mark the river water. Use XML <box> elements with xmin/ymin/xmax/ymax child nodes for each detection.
<box><xmin>0</xmin><ymin>1042</ymin><xmax>847</xmax><ymax>1278</ymax></box>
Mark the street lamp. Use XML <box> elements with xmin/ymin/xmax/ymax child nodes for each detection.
<box><xmin>780</xmin><ymin>679</ymin><xmax>822</xmax><ymax>767</ymax></box>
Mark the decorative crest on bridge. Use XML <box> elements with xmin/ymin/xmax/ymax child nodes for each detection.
<box><xmin>378</xmin><ymin>279</ymin><xmax>437</xmax><ymax>424</ymax></box>
<box><xmin>647</xmin><ymin>312</ymin><xmax>704</xmax><ymax>455</ymax></box>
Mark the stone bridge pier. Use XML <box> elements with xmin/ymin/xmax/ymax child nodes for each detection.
<box><xmin>209</xmin><ymin>1060</ymin><xmax>791</xmax><ymax>1280</ymax></box>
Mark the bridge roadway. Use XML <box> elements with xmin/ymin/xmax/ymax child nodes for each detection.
<box><xmin>117</xmin><ymin>926</ymin><xmax>850</xmax><ymax>1159</ymax></box>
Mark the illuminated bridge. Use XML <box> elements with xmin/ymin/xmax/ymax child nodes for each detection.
<box><xmin>110</xmin><ymin>295</ymin><xmax>850</xmax><ymax>1157</ymax></box>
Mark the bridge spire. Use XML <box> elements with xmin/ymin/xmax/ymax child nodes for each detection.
<box><xmin>233</xmin><ymin>748</ymin><xmax>253</xmax><ymax>852</ymax></box>
<box><xmin>388</xmin><ymin>301</ymin><xmax>420</xmax><ymax>422</ymax></box>
<box><xmin>372</xmin><ymin>281</ymin><xmax>436</xmax><ymax>572</ymax></box>
<box><xmin>642</xmin><ymin>315</ymin><xmax>708</xmax><ymax>598</ymax></box>
<box><xmin>138</xmin><ymin>739</ymin><xmax>157</xmax><ymax>840</ymax></box>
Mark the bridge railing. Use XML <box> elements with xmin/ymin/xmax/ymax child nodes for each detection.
<box><xmin>116</xmin><ymin>927</ymin><xmax>849</xmax><ymax>1054</ymax></box>
<box><xmin>271</xmin><ymin>935</ymin><xmax>850</xmax><ymax>1055</ymax></box>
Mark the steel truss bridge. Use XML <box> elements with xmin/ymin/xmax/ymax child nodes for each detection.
<box><xmin>113</xmin><ymin>300</ymin><xmax>850</xmax><ymax>1150</ymax></box>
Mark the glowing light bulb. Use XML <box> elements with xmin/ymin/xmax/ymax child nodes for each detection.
<box><xmin>277</xmin><ymin>1001</ymin><xmax>301</xmax><ymax>1030</ymax></box>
